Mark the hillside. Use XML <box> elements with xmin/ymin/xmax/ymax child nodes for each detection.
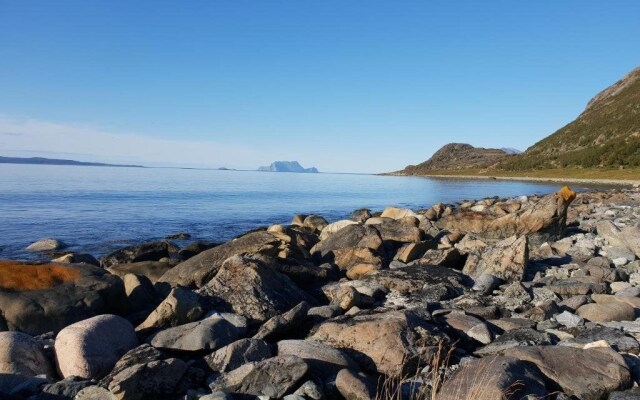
<box><xmin>258</xmin><ymin>161</ymin><xmax>319</xmax><ymax>173</ymax></box>
<box><xmin>400</xmin><ymin>143</ymin><xmax>513</xmax><ymax>174</ymax></box>
<box><xmin>0</xmin><ymin>156</ymin><xmax>143</xmax><ymax>168</ymax></box>
<box><xmin>500</xmin><ymin>67</ymin><xmax>640</xmax><ymax>170</ymax></box>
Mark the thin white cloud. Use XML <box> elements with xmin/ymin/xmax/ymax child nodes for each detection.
<box><xmin>0</xmin><ymin>116</ymin><xmax>265</xmax><ymax>169</ymax></box>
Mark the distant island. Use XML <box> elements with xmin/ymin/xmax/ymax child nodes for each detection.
<box><xmin>0</xmin><ymin>156</ymin><xmax>144</xmax><ymax>168</ymax></box>
<box><xmin>258</xmin><ymin>161</ymin><xmax>319</xmax><ymax>173</ymax></box>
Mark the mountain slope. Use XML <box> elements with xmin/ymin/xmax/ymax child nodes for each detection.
<box><xmin>500</xmin><ymin>67</ymin><xmax>640</xmax><ymax>170</ymax></box>
<box><xmin>400</xmin><ymin>143</ymin><xmax>512</xmax><ymax>174</ymax></box>
<box><xmin>0</xmin><ymin>156</ymin><xmax>143</xmax><ymax>168</ymax></box>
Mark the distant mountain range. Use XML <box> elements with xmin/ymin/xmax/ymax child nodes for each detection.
<box><xmin>0</xmin><ymin>156</ymin><xmax>143</xmax><ymax>168</ymax></box>
<box><xmin>258</xmin><ymin>161</ymin><xmax>319</xmax><ymax>173</ymax></box>
<box><xmin>395</xmin><ymin>66</ymin><xmax>640</xmax><ymax>175</ymax></box>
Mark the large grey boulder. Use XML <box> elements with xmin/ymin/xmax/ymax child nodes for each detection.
<box><xmin>55</xmin><ymin>314</ymin><xmax>138</xmax><ymax>379</ymax></box>
<box><xmin>436</xmin><ymin>356</ymin><xmax>548</xmax><ymax>400</ymax></box>
<box><xmin>504</xmin><ymin>345</ymin><xmax>632</xmax><ymax>399</ymax></box>
<box><xmin>0</xmin><ymin>261</ymin><xmax>129</xmax><ymax>335</ymax></box>
<box><xmin>462</xmin><ymin>235</ymin><xmax>529</xmax><ymax>282</ymax></box>
<box><xmin>254</xmin><ymin>301</ymin><xmax>311</xmax><ymax>341</ymax></box>
<box><xmin>210</xmin><ymin>355</ymin><xmax>308</xmax><ymax>398</ymax></box>
<box><xmin>277</xmin><ymin>339</ymin><xmax>359</xmax><ymax>378</ymax></box>
<box><xmin>597</xmin><ymin>220</ymin><xmax>640</xmax><ymax>258</ymax></box>
<box><xmin>107</xmin><ymin>357</ymin><xmax>188</xmax><ymax>400</ymax></box>
<box><xmin>0</xmin><ymin>331</ymin><xmax>55</xmax><ymax>377</ymax></box>
<box><xmin>198</xmin><ymin>255</ymin><xmax>315</xmax><ymax>324</ymax></box>
<box><xmin>148</xmin><ymin>314</ymin><xmax>246</xmax><ymax>352</ymax></box>
<box><xmin>159</xmin><ymin>231</ymin><xmax>281</xmax><ymax>288</ymax></box>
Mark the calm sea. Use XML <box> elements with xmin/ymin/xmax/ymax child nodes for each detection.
<box><xmin>0</xmin><ymin>164</ymin><xmax>605</xmax><ymax>260</ymax></box>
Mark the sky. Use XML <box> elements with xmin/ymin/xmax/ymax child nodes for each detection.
<box><xmin>1</xmin><ymin>1</ymin><xmax>639</xmax><ymax>173</ymax></box>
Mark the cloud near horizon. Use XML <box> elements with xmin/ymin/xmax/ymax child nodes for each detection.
<box><xmin>0</xmin><ymin>115</ymin><xmax>327</xmax><ymax>171</ymax></box>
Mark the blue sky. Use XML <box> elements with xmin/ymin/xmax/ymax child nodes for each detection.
<box><xmin>1</xmin><ymin>1</ymin><xmax>639</xmax><ymax>173</ymax></box>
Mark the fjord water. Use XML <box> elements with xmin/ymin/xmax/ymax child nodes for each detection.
<box><xmin>0</xmin><ymin>164</ymin><xmax>599</xmax><ymax>260</ymax></box>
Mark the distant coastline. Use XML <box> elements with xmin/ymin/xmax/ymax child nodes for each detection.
<box><xmin>0</xmin><ymin>156</ymin><xmax>144</xmax><ymax>168</ymax></box>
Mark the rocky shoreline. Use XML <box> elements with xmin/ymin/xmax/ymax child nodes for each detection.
<box><xmin>1</xmin><ymin>186</ymin><xmax>640</xmax><ymax>399</ymax></box>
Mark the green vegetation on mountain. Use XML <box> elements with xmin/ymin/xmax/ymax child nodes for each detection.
<box><xmin>499</xmin><ymin>67</ymin><xmax>640</xmax><ymax>170</ymax></box>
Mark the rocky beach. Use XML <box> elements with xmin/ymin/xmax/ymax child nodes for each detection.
<box><xmin>1</xmin><ymin>185</ymin><xmax>640</xmax><ymax>400</ymax></box>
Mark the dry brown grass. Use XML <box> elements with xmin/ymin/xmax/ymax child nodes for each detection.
<box><xmin>0</xmin><ymin>261</ymin><xmax>81</xmax><ymax>290</ymax></box>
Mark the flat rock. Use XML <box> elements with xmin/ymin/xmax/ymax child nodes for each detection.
<box><xmin>576</xmin><ymin>302</ymin><xmax>636</xmax><ymax>322</ymax></box>
<box><xmin>159</xmin><ymin>231</ymin><xmax>281</xmax><ymax>288</ymax></box>
<box><xmin>364</xmin><ymin>265</ymin><xmax>468</xmax><ymax>304</ymax></box>
<box><xmin>561</xmin><ymin>326</ymin><xmax>639</xmax><ymax>354</ymax></box>
<box><xmin>475</xmin><ymin>328</ymin><xmax>552</xmax><ymax>356</ymax></box>
<box><xmin>107</xmin><ymin>357</ymin><xmax>188</xmax><ymax>400</ymax></box>
<box><xmin>55</xmin><ymin>314</ymin><xmax>138</xmax><ymax>379</ymax></box>
<box><xmin>0</xmin><ymin>261</ymin><xmax>129</xmax><ymax>335</ymax></box>
<box><xmin>148</xmin><ymin>315</ymin><xmax>245</xmax><ymax>352</ymax></box>
<box><xmin>504</xmin><ymin>345</ymin><xmax>632</xmax><ymax>400</ymax></box>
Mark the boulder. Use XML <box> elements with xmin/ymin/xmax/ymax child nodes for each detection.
<box><xmin>561</xmin><ymin>326</ymin><xmax>639</xmax><ymax>354</ymax></box>
<box><xmin>0</xmin><ymin>261</ymin><xmax>129</xmax><ymax>335</ymax></box>
<box><xmin>504</xmin><ymin>345</ymin><xmax>632</xmax><ymax>400</ymax></box>
<box><xmin>312</xmin><ymin>224</ymin><xmax>383</xmax><ymax>261</ymax></box>
<box><xmin>303</xmin><ymin>215</ymin><xmax>328</xmax><ymax>232</ymax></box>
<box><xmin>365</xmin><ymin>265</ymin><xmax>468</xmax><ymax>304</ymax></box>
<box><xmin>474</xmin><ymin>329</ymin><xmax>552</xmax><ymax>356</ymax></box>
<box><xmin>437</xmin><ymin>187</ymin><xmax>576</xmax><ymax>245</ymax></box>
<box><xmin>55</xmin><ymin>314</ymin><xmax>138</xmax><ymax>379</ymax></box>
<box><xmin>148</xmin><ymin>315</ymin><xmax>246</xmax><ymax>352</ymax></box>
<box><xmin>335</xmin><ymin>369</ymin><xmax>377</xmax><ymax>400</ymax></box>
<box><xmin>254</xmin><ymin>301</ymin><xmax>310</xmax><ymax>341</ymax></box>
<box><xmin>435</xmin><ymin>356</ymin><xmax>548</xmax><ymax>400</ymax></box>
<box><xmin>440</xmin><ymin>313</ymin><xmax>492</xmax><ymax>344</ymax></box>
<box><xmin>98</xmin><ymin>343</ymin><xmax>190</xmax><ymax>400</ymax></box>
<box><xmin>373</xmin><ymin>218</ymin><xmax>422</xmax><ymax>244</ymax></box>
<box><xmin>198</xmin><ymin>255</ymin><xmax>314</xmax><ymax>324</ymax></box>
<box><xmin>351</xmin><ymin>208</ymin><xmax>372</xmax><ymax>223</ymax></box>
<box><xmin>209</xmin><ymin>355</ymin><xmax>308</xmax><ymax>398</ymax></box>
<box><xmin>394</xmin><ymin>241</ymin><xmax>435</xmax><ymax>263</ymax></box>
<box><xmin>123</xmin><ymin>274</ymin><xmax>159</xmax><ymax>314</ymax></box>
<box><xmin>277</xmin><ymin>339</ymin><xmax>359</xmax><ymax>378</ymax></box>
<box><xmin>417</xmin><ymin>248</ymin><xmax>464</xmax><ymax>269</ymax></box>
<box><xmin>463</xmin><ymin>235</ymin><xmax>529</xmax><ymax>282</ymax></box>
<box><xmin>101</xmin><ymin>240</ymin><xmax>178</xmax><ymax>269</ymax></box>
<box><xmin>107</xmin><ymin>357</ymin><xmax>188</xmax><ymax>400</ymax></box>
<box><xmin>309</xmin><ymin>310</ymin><xmax>443</xmax><ymax>376</ymax></box>
<box><xmin>52</xmin><ymin>252</ymin><xmax>100</xmax><ymax>266</ymax></box>
<box><xmin>597</xmin><ymin>220</ymin><xmax>640</xmax><ymax>258</ymax></box>
<box><xmin>159</xmin><ymin>231</ymin><xmax>280</xmax><ymax>288</ymax></box>
<box><xmin>0</xmin><ymin>331</ymin><xmax>55</xmax><ymax>377</ymax></box>
<box><xmin>380</xmin><ymin>206</ymin><xmax>418</xmax><ymax>219</ymax></box>
<box><xmin>137</xmin><ymin>287</ymin><xmax>203</xmax><ymax>331</ymax></box>
<box><xmin>576</xmin><ymin>302</ymin><xmax>636</xmax><ymax>322</ymax></box>
<box><xmin>39</xmin><ymin>376</ymin><xmax>95</xmax><ymax>399</ymax></box>
<box><xmin>178</xmin><ymin>240</ymin><xmax>218</xmax><ymax>259</ymax></box>
<box><xmin>319</xmin><ymin>220</ymin><xmax>359</xmax><ymax>240</ymax></box>
<box><xmin>205</xmin><ymin>338</ymin><xmax>273</xmax><ymax>372</ymax></box>
<box><xmin>108</xmin><ymin>261</ymin><xmax>173</xmax><ymax>283</ymax></box>
<box><xmin>26</xmin><ymin>238</ymin><xmax>67</xmax><ymax>252</ymax></box>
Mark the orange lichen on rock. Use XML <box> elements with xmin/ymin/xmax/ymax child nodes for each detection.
<box><xmin>0</xmin><ymin>261</ymin><xmax>81</xmax><ymax>291</ymax></box>
<box><xmin>558</xmin><ymin>186</ymin><xmax>577</xmax><ymax>203</ymax></box>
